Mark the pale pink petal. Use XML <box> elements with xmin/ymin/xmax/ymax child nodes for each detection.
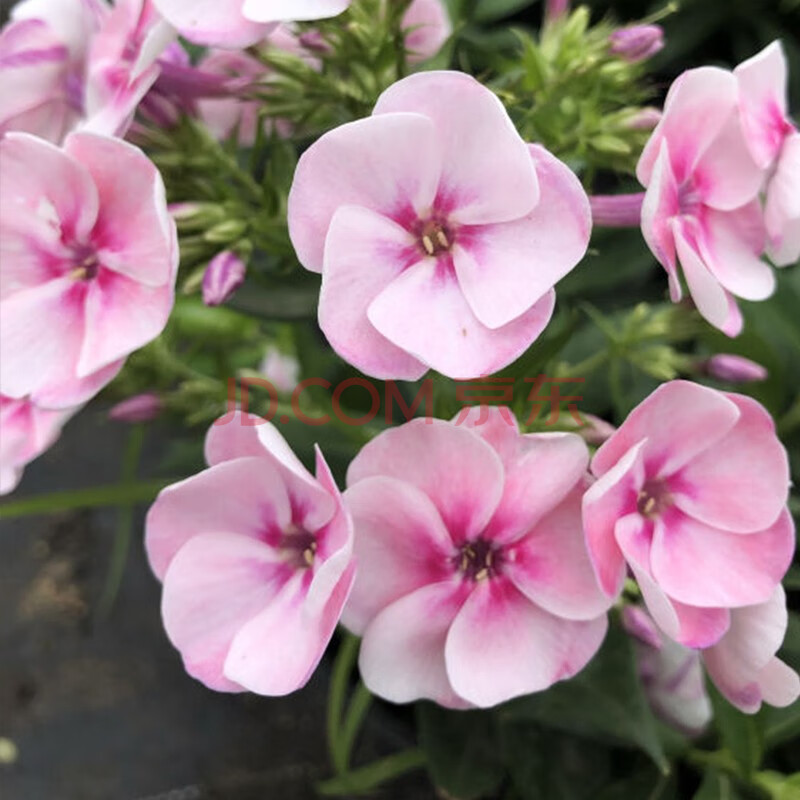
<box><xmin>758</xmin><ymin>658</ymin><xmax>800</xmax><ymax>708</ymax></box>
<box><xmin>583</xmin><ymin>442</ymin><xmax>647</xmax><ymax>597</ymax></box>
<box><xmin>242</xmin><ymin>0</ymin><xmax>351</xmax><ymax>22</ymax></box>
<box><xmin>161</xmin><ymin>531</ymin><xmax>288</xmax><ymax>692</ymax></box>
<box><xmin>373</xmin><ymin>71</ymin><xmax>539</xmax><ymax>225</ymax></box>
<box><xmin>650</xmin><ymin>509</ymin><xmax>794</xmax><ymax>607</ymax></box>
<box><xmin>403</xmin><ymin>0</ymin><xmax>451</xmax><ymax>63</ymax></box>
<box><xmin>617</xmin><ymin>517</ymin><xmax>731</xmax><ymax>648</ymax></box>
<box><xmin>288</xmin><ymin>113</ymin><xmax>442</xmax><ymax>272</ymax></box>
<box><xmin>637</xmin><ymin>67</ymin><xmax>738</xmax><ymax>186</ymax></box>
<box><xmin>640</xmin><ymin>141</ymin><xmax>681</xmax><ymax>300</ymax></box>
<box><xmin>145</xmin><ymin>457</ymin><xmax>292</xmax><ymax>579</ymax></box>
<box><xmin>0</xmin><ymin>132</ymin><xmax>98</xmax><ymax>242</ymax></box>
<box><xmin>150</xmin><ymin>0</ymin><xmax>273</xmax><ymax>47</ymax></box>
<box><xmin>319</xmin><ymin>205</ymin><xmax>428</xmax><ymax>380</ymax></box>
<box><xmin>368</xmin><ymin>258</ymin><xmax>555</xmax><ymax>379</ymax></box>
<box><xmin>32</xmin><ymin>358</ymin><xmax>124</xmax><ymax>409</ymax></box>
<box><xmin>765</xmin><ymin>132</ymin><xmax>800</xmax><ymax>266</ymax></box>
<box><xmin>224</xmin><ymin>562</ymin><xmax>355</xmax><ymax>695</ymax></box>
<box><xmin>699</xmin><ymin>204</ymin><xmax>773</xmax><ymax>300</ymax></box>
<box><xmin>358</xmin><ymin>580</ymin><xmax>471</xmax><ymax>708</ymax></box>
<box><xmin>674</xmin><ymin>220</ymin><xmax>735</xmax><ymax>334</ymax></box>
<box><xmin>452</xmin><ymin>145</ymin><xmax>590</xmax><ymax>329</ymax></box>
<box><xmin>347</xmin><ymin>418</ymin><xmax>505</xmax><ymax>544</ymax></box>
<box><xmin>591</xmin><ymin>381</ymin><xmax>739</xmax><ymax>479</ymax></box>
<box><xmin>693</xmin><ymin>112</ymin><xmax>764</xmax><ymax>210</ymax></box>
<box><xmin>77</xmin><ymin>269</ymin><xmax>174</xmax><ymax>376</ymax></box>
<box><xmin>672</xmin><ymin>393</ymin><xmax>790</xmax><ymax>532</ymax></box>
<box><xmin>204</xmin><ymin>409</ymin><xmax>274</xmax><ymax>466</ymax></box>
<box><xmin>341</xmin><ymin>476</ymin><xmax>454</xmax><ymax>634</ymax></box>
<box><xmin>64</xmin><ymin>132</ymin><xmax>177</xmax><ymax>288</ymax></box>
<box><xmin>0</xmin><ymin>277</ymin><xmax>85</xmax><ymax>399</ymax></box>
<box><xmin>703</xmin><ymin>586</ymin><xmax>793</xmax><ymax>712</ymax></box>
<box><xmin>506</xmin><ymin>485</ymin><xmax>613</xmax><ymax>620</ymax></box>
<box><xmin>450</xmin><ymin>405</ymin><xmax>520</xmax><ymax>464</ymax></box>
<box><xmin>445</xmin><ymin>578</ymin><xmax>607</xmax><ymax>707</ymax></box>
<box><xmin>735</xmin><ymin>40</ymin><xmax>789</xmax><ymax>168</ymax></box>
<box><xmin>485</xmin><ymin>432</ymin><xmax>589</xmax><ymax>544</ymax></box>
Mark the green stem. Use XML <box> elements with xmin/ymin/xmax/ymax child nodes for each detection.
<box><xmin>339</xmin><ymin>682</ymin><xmax>373</xmax><ymax>771</ymax></box>
<box><xmin>0</xmin><ymin>479</ymin><xmax>173</xmax><ymax>520</ymax></box>
<box><xmin>316</xmin><ymin>749</ymin><xmax>427</xmax><ymax>797</ymax></box>
<box><xmin>327</xmin><ymin>634</ymin><xmax>360</xmax><ymax>774</ymax></box>
<box><xmin>560</xmin><ymin>349</ymin><xmax>609</xmax><ymax>379</ymax></box>
<box><xmin>96</xmin><ymin>425</ymin><xmax>145</xmax><ymax>619</ymax></box>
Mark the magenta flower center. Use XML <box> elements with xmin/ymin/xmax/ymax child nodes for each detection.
<box><xmin>69</xmin><ymin>246</ymin><xmax>100</xmax><ymax>281</ymax></box>
<box><xmin>637</xmin><ymin>479</ymin><xmax>672</xmax><ymax>519</ymax></box>
<box><xmin>280</xmin><ymin>526</ymin><xmax>317</xmax><ymax>569</ymax></box>
<box><xmin>417</xmin><ymin>219</ymin><xmax>454</xmax><ymax>257</ymax></box>
<box><xmin>455</xmin><ymin>538</ymin><xmax>501</xmax><ymax>582</ymax></box>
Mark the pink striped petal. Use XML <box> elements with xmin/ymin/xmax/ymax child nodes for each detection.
<box><xmin>373</xmin><ymin>71</ymin><xmax>538</xmax><ymax>226</ymax></box>
<box><xmin>444</xmin><ymin>578</ymin><xmax>607</xmax><ymax>707</ymax></box>
<box><xmin>319</xmin><ymin>205</ymin><xmax>428</xmax><ymax>380</ymax></box>
<box><xmin>341</xmin><ymin>476</ymin><xmax>454</xmax><ymax>634</ymax></box>
<box><xmin>145</xmin><ymin>457</ymin><xmax>292</xmax><ymax>579</ymax></box>
<box><xmin>452</xmin><ymin>145</ymin><xmax>590</xmax><ymax>329</ymax></box>
<box><xmin>347</xmin><ymin>418</ymin><xmax>505</xmax><ymax>544</ymax></box>
<box><xmin>288</xmin><ymin>113</ymin><xmax>441</xmax><ymax>272</ymax></box>
<box><xmin>358</xmin><ymin>580</ymin><xmax>471</xmax><ymax>707</ymax></box>
<box><xmin>672</xmin><ymin>393</ymin><xmax>790</xmax><ymax>532</ymax></box>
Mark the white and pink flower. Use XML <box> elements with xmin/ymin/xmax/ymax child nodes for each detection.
<box><xmin>0</xmin><ymin>131</ymin><xmax>177</xmax><ymax>409</ymax></box>
<box><xmin>583</xmin><ymin>381</ymin><xmax>794</xmax><ymax>649</ymax></box>
<box><xmin>150</xmin><ymin>0</ymin><xmax>351</xmax><ymax>48</ymax></box>
<box><xmin>343</xmin><ymin>407</ymin><xmax>611</xmax><ymax>709</ymax></box>
<box><xmin>0</xmin><ymin>394</ymin><xmax>78</xmax><ymax>495</ymax></box>
<box><xmin>0</xmin><ymin>0</ymin><xmax>105</xmax><ymax>142</ymax></box>
<box><xmin>145</xmin><ymin>410</ymin><xmax>356</xmax><ymax>695</ymax></box>
<box><xmin>735</xmin><ymin>41</ymin><xmax>800</xmax><ymax>267</ymax></box>
<box><xmin>637</xmin><ymin>67</ymin><xmax>768</xmax><ymax>336</ymax></box>
<box><xmin>289</xmin><ymin>71</ymin><xmax>591</xmax><ymax>380</ymax></box>
<box><xmin>703</xmin><ymin>586</ymin><xmax>800</xmax><ymax>714</ymax></box>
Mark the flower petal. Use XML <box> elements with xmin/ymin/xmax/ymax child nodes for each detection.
<box><xmin>319</xmin><ymin>205</ymin><xmax>428</xmax><ymax>380</ymax></box>
<box><xmin>452</xmin><ymin>145</ymin><xmax>589</xmax><ymax>329</ymax></box>
<box><xmin>151</xmin><ymin>0</ymin><xmax>272</xmax><ymax>47</ymax></box>
<box><xmin>650</xmin><ymin>508</ymin><xmax>794</xmax><ymax>607</ymax></box>
<box><xmin>445</xmin><ymin>578</ymin><xmax>607</xmax><ymax>707</ymax></box>
<box><xmin>145</xmin><ymin>457</ymin><xmax>292</xmax><ymax>580</ymax></box>
<box><xmin>358</xmin><ymin>580</ymin><xmax>470</xmax><ymax>707</ymax></box>
<box><xmin>373</xmin><ymin>71</ymin><xmax>538</xmax><ymax>225</ymax></box>
<box><xmin>161</xmin><ymin>531</ymin><xmax>287</xmax><ymax>693</ymax></box>
<box><xmin>347</xmin><ymin>418</ymin><xmax>505</xmax><ymax>544</ymax></box>
<box><xmin>341</xmin><ymin>476</ymin><xmax>454</xmax><ymax>634</ymax></box>
<box><xmin>368</xmin><ymin>257</ymin><xmax>555</xmax><ymax>379</ymax></box>
<box><xmin>288</xmin><ymin>112</ymin><xmax>441</xmax><ymax>272</ymax></box>
<box><xmin>672</xmin><ymin>393</ymin><xmax>790</xmax><ymax>532</ymax></box>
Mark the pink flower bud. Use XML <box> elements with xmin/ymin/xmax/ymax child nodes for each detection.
<box><xmin>545</xmin><ymin>0</ymin><xmax>570</xmax><ymax>23</ymax></box>
<box><xmin>609</xmin><ymin>25</ymin><xmax>664</xmax><ymax>63</ymax></box>
<box><xmin>577</xmin><ymin>413</ymin><xmax>617</xmax><ymax>446</ymax></box>
<box><xmin>109</xmin><ymin>393</ymin><xmax>163</xmax><ymax>423</ymax></box>
<box><xmin>625</xmin><ymin>107</ymin><xmax>662</xmax><ymax>130</ymax></box>
<box><xmin>703</xmin><ymin>354</ymin><xmax>768</xmax><ymax>383</ymax></box>
<box><xmin>202</xmin><ymin>251</ymin><xmax>246</xmax><ymax>307</ymax></box>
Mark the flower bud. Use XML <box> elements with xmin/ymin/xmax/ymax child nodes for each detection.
<box><xmin>609</xmin><ymin>24</ymin><xmax>664</xmax><ymax>63</ymax></box>
<box><xmin>109</xmin><ymin>393</ymin><xmax>163</xmax><ymax>423</ymax></box>
<box><xmin>260</xmin><ymin>346</ymin><xmax>300</xmax><ymax>395</ymax></box>
<box><xmin>625</xmin><ymin>107</ymin><xmax>662</xmax><ymax>130</ymax></box>
<box><xmin>703</xmin><ymin>354</ymin><xmax>768</xmax><ymax>384</ymax></box>
<box><xmin>544</xmin><ymin>0</ymin><xmax>570</xmax><ymax>23</ymax></box>
<box><xmin>202</xmin><ymin>251</ymin><xmax>247</xmax><ymax>307</ymax></box>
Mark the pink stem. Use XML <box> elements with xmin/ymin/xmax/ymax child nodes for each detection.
<box><xmin>590</xmin><ymin>193</ymin><xmax>645</xmax><ymax>228</ymax></box>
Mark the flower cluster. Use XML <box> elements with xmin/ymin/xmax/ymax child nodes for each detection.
<box><xmin>145</xmin><ymin>383</ymin><xmax>798</xmax><ymax>714</ymax></box>
<box><xmin>636</xmin><ymin>41</ymin><xmax>799</xmax><ymax>335</ymax></box>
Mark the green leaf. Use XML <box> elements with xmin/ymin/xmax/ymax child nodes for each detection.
<box><xmin>692</xmin><ymin>769</ymin><xmax>742</xmax><ymax>800</ymax></box>
<box><xmin>710</xmin><ymin>685</ymin><xmax>764</xmax><ymax>779</ymax></box>
<box><xmin>501</xmin><ymin>619</ymin><xmax>670</xmax><ymax>774</ymax></box>
<box><xmin>416</xmin><ymin>703</ymin><xmax>505</xmax><ymax>800</ymax></box>
<box><xmin>594</xmin><ymin>767</ymin><xmax>676</xmax><ymax>800</ymax></box>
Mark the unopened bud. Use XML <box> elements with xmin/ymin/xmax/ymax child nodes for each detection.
<box><xmin>202</xmin><ymin>251</ymin><xmax>247</xmax><ymax>307</ymax></box>
<box><xmin>109</xmin><ymin>393</ymin><xmax>163</xmax><ymax>423</ymax></box>
<box><xmin>703</xmin><ymin>354</ymin><xmax>768</xmax><ymax>383</ymax></box>
<box><xmin>260</xmin><ymin>346</ymin><xmax>300</xmax><ymax>395</ymax></box>
<box><xmin>625</xmin><ymin>107</ymin><xmax>662</xmax><ymax>130</ymax></box>
<box><xmin>609</xmin><ymin>24</ymin><xmax>664</xmax><ymax>63</ymax></box>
